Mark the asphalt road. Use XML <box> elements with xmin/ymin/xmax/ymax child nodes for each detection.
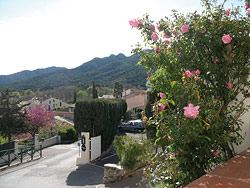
<box><xmin>0</xmin><ymin>143</ymin><xmax>105</xmax><ymax>188</ymax></box>
<box><xmin>0</xmin><ymin>132</ymin><xmax>148</xmax><ymax>188</ymax></box>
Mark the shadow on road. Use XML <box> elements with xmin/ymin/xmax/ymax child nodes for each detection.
<box><xmin>66</xmin><ymin>164</ymin><xmax>104</xmax><ymax>186</ymax></box>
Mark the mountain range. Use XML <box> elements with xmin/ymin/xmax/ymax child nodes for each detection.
<box><xmin>0</xmin><ymin>53</ymin><xmax>147</xmax><ymax>90</ymax></box>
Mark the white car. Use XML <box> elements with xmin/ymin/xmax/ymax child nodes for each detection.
<box><xmin>118</xmin><ymin>119</ymin><xmax>145</xmax><ymax>132</ymax></box>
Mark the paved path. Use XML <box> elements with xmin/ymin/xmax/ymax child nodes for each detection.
<box><xmin>0</xmin><ymin>143</ymin><xmax>104</xmax><ymax>188</ymax></box>
<box><xmin>0</xmin><ymin>132</ymin><xmax>149</xmax><ymax>188</ymax></box>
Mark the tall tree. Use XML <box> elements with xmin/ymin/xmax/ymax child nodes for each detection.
<box><xmin>92</xmin><ymin>82</ymin><xmax>98</xmax><ymax>99</ymax></box>
<box><xmin>113</xmin><ymin>82</ymin><xmax>123</xmax><ymax>98</ymax></box>
<box><xmin>0</xmin><ymin>89</ymin><xmax>29</xmax><ymax>142</ymax></box>
<box><xmin>26</xmin><ymin>105</ymin><xmax>55</xmax><ymax>136</ymax></box>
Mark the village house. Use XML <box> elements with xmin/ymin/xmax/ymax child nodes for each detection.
<box><xmin>122</xmin><ymin>88</ymin><xmax>147</xmax><ymax>110</ymax></box>
<box><xmin>42</xmin><ymin>97</ymin><xmax>70</xmax><ymax>110</ymax></box>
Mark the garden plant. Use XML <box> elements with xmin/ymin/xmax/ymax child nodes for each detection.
<box><xmin>130</xmin><ymin>0</ymin><xmax>250</xmax><ymax>187</ymax></box>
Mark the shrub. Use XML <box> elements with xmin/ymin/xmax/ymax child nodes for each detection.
<box><xmin>130</xmin><ymin>0</ymin><xmax>250</xmax><ymax>187</ymax></box>
<box><xmin>113</xmin><ymin>135</ymin><xmax>153</xmax><ymax>169</ymax></box>
<box><xmin>74</xmin><ymin>99</ymin><xmax>127</xmax><ymax>151</ymax></box>
<box><xmin>59</xmin><ymin>127</ymin><xmax>78</xmax><ymax>141</ymax></box>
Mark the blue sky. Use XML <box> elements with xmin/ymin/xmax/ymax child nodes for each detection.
<box><xmin>0</xmin><ymin>0</ymin><xmax>243</xmax><ymax>75</ymax></box>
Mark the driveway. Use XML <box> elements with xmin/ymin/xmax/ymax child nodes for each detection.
<box><xmin>0</xmin><ymin>143</ymin><xmax>105</xmax><ymax>188</ymax></box>
<box><xmin>0</xmin><ymin>132</ymin><xmax>149</xmax><ymax>188</ymax></box>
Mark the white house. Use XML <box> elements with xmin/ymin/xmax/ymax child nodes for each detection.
<box><xmin>20</xmin><ymin>98</ymin><xmax>41</xmax><ymax>110</ymax></box>
<box><xmin>42</xmin><ymin>97</ymin><xmax>70</xmax><ymax>110</ymax></box>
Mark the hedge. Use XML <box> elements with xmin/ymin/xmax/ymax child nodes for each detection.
<box><xmin>74</xmin><ymin>99</ymin><xmax>127</xmax><ymax>152</ymax></box>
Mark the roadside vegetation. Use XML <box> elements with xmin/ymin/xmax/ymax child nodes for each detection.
<box><xmin>129</xmin><ymin>0</ymin><xmax>250</xmax><ymax>187</ymax></box>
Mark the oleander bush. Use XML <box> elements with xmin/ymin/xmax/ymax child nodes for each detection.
<box><xmin>130</xmin><ymin>0</ymin><xmax>250</xmax><ymax>187</ymax></box>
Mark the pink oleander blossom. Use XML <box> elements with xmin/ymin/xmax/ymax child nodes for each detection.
<box><xmin>154</xmin><ymin>46</ymin><xmax>160</xmax><ymax>53</ymax></box>
<box><xmin>213</xmin><ymin>150</ymin><xmax>221</xmax><ymax>157</ymax></box>
<box><xmin>164</xmin><ymin>33</ymin><xmax>171</xmax><ymax>39</ymax></box>
<box><xmin>214</xmin><ymin>59</ymin><xmax>220</xmax><ymax>64</ymax></box>
<box><xmin>225</xmin><ymin>9</ymin><xmax>231</xmax><ymax>15</ymax></box>
<box><xmin>164</xmin><ymin>40</ymin><xmax>170</xmax><ymax>44</ymax></box>
<box><xmin>157</xmin><ymin>25</ymin><xmax>162</xmax><ymax>31</ymax></box>
<box><xmin>195</xmin><ymin>69</ymin><xmax>200</xmax><ymax>75</ymax></box>
<box><xmin>246</xmin><ymin>3</ymin><xmax>250</xmax><ymax>9</ymax></box>
<box><xmin>160</xmin><ymin>92</ymin><xmax>165</xmax><ymax>99</ymax></box>
<box><xmin>173</xmin><ymin>29</ymin><xmax>177</xmax><ymax>35</ymax></box>
<box><xmin>183</xmin><ymin>103</ymin><xmax>200</xmax><ymax>119</ymax></box>
<box><xmin>129</xmin><ymin>19</ymin><xmax>142</xmax><ymax>28</ymax></box>
<box><xmin>230</xmin><ymin>53</ymin><xmax>234</xmax><ymax>57</ymax></box>
<box><xmin>158</xmin><ymin>103</ymin><xmax>165</xmax><ymax>111</ymax></box>
<box><xmin>227</xmin><ymin>82</ymin><xmax>233</xmax><ymax>89</ymax></box>
<box><xmin>197</xmin><ymin>14</ymin><xmax>200</xmax><ymax>17</ymax></box>
<box><xmin>181</xmin><ymin>24</ymin><xmax>189</xmax><ymax>33</ymax></box>
<box><xmin>200</xmin><ymin>30</ymin><xmax>205</xmax><ymax>34</ymax></box>
<box><xmin>184</xmin><ymin>70</ymin><xmax>193</xmax><ymax>77</ymax></box>
<box><xmin>151</xmin><ymin>24</ymin><xmax>155</xmax><ymax>32</ymax></box>
<box><xmin>151</xmin><ymin>32</ymin><xmax>158</xmax><ymax>41</ymax></box>
<box><xmin>248</xmin><ymin>8</ymin><xmax>250</xmax><ymax>15</ymax></box>
<box><xmin>222</xmin><ymin>34</ymin><xmax>232</xmax><ymax>44</ymax></box>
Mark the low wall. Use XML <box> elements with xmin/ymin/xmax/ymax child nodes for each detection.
<box><xmin>35</xmin><ymin>135</ymin><xmax>61</xmax><ymax>149</ymax></box>
<box><xmin>42</xmin><ymin>136</ymin><xmax>61</xmax><ymax>148</ymax></box>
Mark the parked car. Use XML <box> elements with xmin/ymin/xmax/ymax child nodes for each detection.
<box><xmin>118</xmin><ymin>120</ymin><xmax>145</xmax><ymax>132</ymax></box>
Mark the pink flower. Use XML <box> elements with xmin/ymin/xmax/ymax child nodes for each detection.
<box><xmin>227</xmin><ymin>82</ymin><xmax>233</xmax><ymax>89</ymax></box>
<box><xmin>151</xmin><ymin>32</ymin><xmax>158</xmax><ymax>41</ymax></box>
<box><xmin>129</xmin><ymin>19</ymin><xmax>142</xmax><ymax>28</ymax></box>
<box><xmin>160</xmin><ymin>92</ymin><xmax>165</xmax><ymax>99</ymax></box>
<box><xmin>164</xmin><ymin>40</ymin><xmax>170</xmax><ymax>44</ymax></box>
<box><xmin>178</xmin><ymin>52</ymin><xmax>182</xmax><ymax>56</ymax></box>
<box><xmin>195</xmin><ymin>69</ymin><xmax>200</xmax><ymax>75</ymax></box>
<box><xmin>225</xmin><ymin>9</ymin><xmax>231</xmax><ymax>15</ymax></box>
<box><xmin>230</xmin><ymin>53</ymin><xmax>234</xmax><ymax>57</ymax></box>
<box><xmin>152</xmin><ymin>24</ymin><xmax>155</xmax><ymax>32</ymax></box>
<box><xmin>214</xmin><ymin>59</ymin><xmax>220</xmax><ymax>64</ymax></box>
<box><xmin>168</xmin><ymin>152</ymin><xmax>175</xmax><ymax>159</ymax></box>
<box><xmin>164</xmin><ymin>33</ymin><xmax>171</xmax><ymax>39</ymax></box>
<box><xmin>246</xmin><ymin>3</ymin><xmax>250</xmax><ymax>9</ymax></box>
<box><xmin>157</xmin><ymin>25</ymin><xmax>162</xmax><ymax>31</ymax></box>
<box><xmin>200</xmin><ymin>30</ymin><xmax>205</xmax><ymax>34</ymax></box>
<box><xmin>184</xmin><ymin>70</ymin><xmax>193</xmax><ymax>77</ymax></box>
<box><xmin>216</xmin><ymin>96</ymin><xmax>220</xmax><ymax>99</ymax></box>
<box><xmin>213</xmin><ymin>150</ymin><xmax>221</xmax><ymax>157</ymax></box>
<box><xmin>211</xmin><ymin>18</ymin><xmax>215</xmax><ymax>22</ymax></box>
<box><xmin>222</xmin><ymin>34</ymin><xmax>232</xmax><ymax>44</ymax></box>
<box><xmin>158</xmin><ymin>103</ymin><xmax>165</xmax><ymax>111</ymax></box>
<box><xmin>197</xmin><ymin>14</ymin><xmax>200</xmax><ymax>17</ymax></box>
<box><xmin>181</xmin><ymin>24</ymin><xmax>189</xmax><ymax>33</ymax></box>
<box><xmin>173</xmin><ymin>29</ymin><xmax>177</xmax><ymax>35</ymax></box>
<box><xmin>154</xmin><ymin>46</ymin><xmax>160</xmax><ymax>53</ymax></box>
<box><xmin>248</xmin><ymin>8</ymin><xmax>250</xmax><ymax>15</ymax></box>
<box><xmin>183</xmin><ymin>103</ymin><xmax>200</xmax><ymax>119</ymax></box>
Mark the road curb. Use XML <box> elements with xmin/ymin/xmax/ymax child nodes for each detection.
<box><xmin>0</xmin><ymin>157</ymin><xmax>45</xmax><ymax>176</ymax></box>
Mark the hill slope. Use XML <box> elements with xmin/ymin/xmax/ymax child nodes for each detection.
<box><xmin>0</xmin><ymin>66</ymin><xmax>65</xmax><ymax>85</ymax></box>
<box><xmin>0</xmin><ymin>54</ymin><xmax>147</xmax><ymax>90</ymax></box>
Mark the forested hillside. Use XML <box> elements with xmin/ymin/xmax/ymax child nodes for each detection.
<box><xmin>0</xmin><ymin>54</ymin><xmax>147</xmax><ymax>90</ymax></box>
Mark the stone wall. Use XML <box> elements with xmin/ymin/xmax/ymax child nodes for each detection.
<box><xmin>103</xmin><ymin>163</ymin><xmax>124</xmax><ymax>183</ymax></box>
